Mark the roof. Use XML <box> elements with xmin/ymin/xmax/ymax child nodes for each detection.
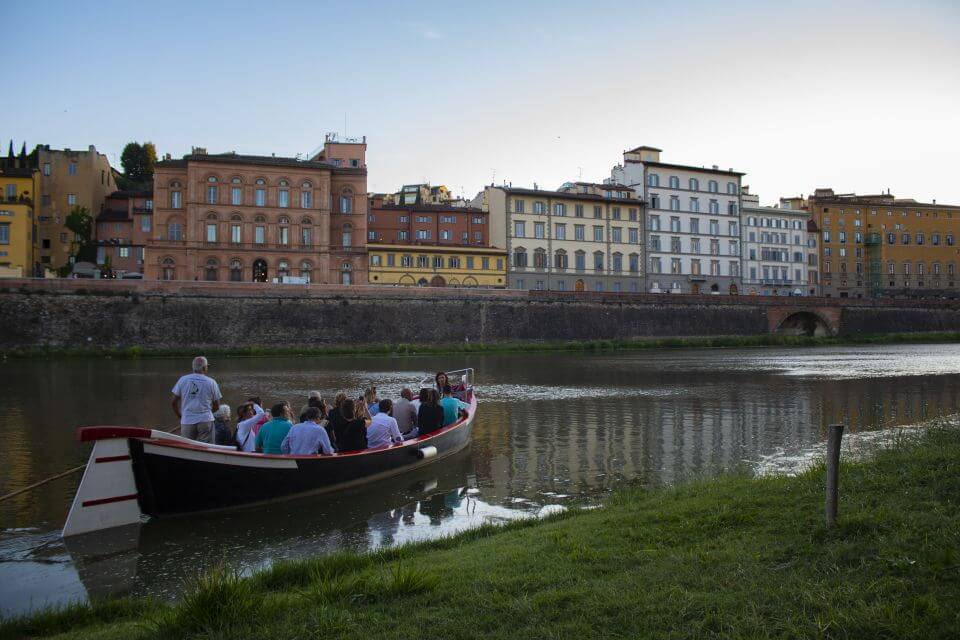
<box><xmin>571</xmin><ymin>181</ymin><xmax>636</xmax><ymax>192</ymax></box>
<box><xmin>499</xmin><ymin>186</ymin><xmax>643</xmax><ymax>205</ymax></box>
<box><xmin>367</xmin><ymin>243</ymin><xmax>506</xmax><ymax>254</ymax></box>
<box><xmin>809</xmin><ymin>192</ymin><xmax>960</xmax><ymax>210</ymax></box>
<box><xmin>626</xmin><ymin>145</ymin><xmax>663</xmax><ymax>153</ymax></box>
<box><xmin>96</xmin><ymin>209</ymin><xmax>130</xmax><ymax>222</ymax></box>
<box><xmin>107</xmin><ymin>189</ymin><xmax>153</xmax><ymax>198</ymax></box>
<box><xmin>157</xmin><ymin>152</ymin><xmax>366</xmax><ymax>175</ymax></box>
<box><xmin>638</xmin><ymin>160</ymin><xmax>746</xmax><ymax>177</ymax></box>
<box><xmin>0</xmin><ymin>167</ymin><xmax>34</xmax><ymax>178</ymax></box>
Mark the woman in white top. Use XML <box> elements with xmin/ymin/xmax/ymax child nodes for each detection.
<box><xmin>234</xmin><ymin>403</ymin><xmax>260</xmax><ymax>452</ymax></box>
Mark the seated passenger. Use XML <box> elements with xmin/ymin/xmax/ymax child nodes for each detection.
<box><xmin>365</xmin><ymin>387</ymin><xmax>380</xmax><ymax>416</ymax></box>
<box><xmin>327</xmin><ymin>392</ymin><xmax>347</xmax><ymax>449</ymax></box>
<box><xmin>435</xmin><ymin>372</ymin><xmax>449</xmax><ymax>394</ymax></box>
<box><xmin>416</xmin><ymin>389</ymin><xmax>445</xmax><ymax>437</ymax></box>
<box><xmin>337</xmin><ymin>399</ymin><xmax>370</xmax><ymax>452</ymax></box>
<box><xmin>299</xmin><ymin>390</ymin><xmax>323</xmax><ymax>423</ymax></box>
<box><xmin>235</xmin><ymin>403</ymin><xmax>259</xmax><ymax>452</ymax></box>
<box><xmin>213</xmin><ymin>404</ymin><xmax>234</xmax><ymax>445</ymax></box>
<box><xmin>367</xmin><ymin>399</ymin><xmax>403</xmax><ymax>449</ymax></box>
<box><xmin>411</xmin><ymin>388</ymin><xmax>427</xmax><ymax>414</ymax></box>
<box><xmin>439</xmin><ymin>385</ymin><xmax>468</xmax><ymax>427</ymax></box>
<box><xmin>355</xmin><ymin>396</ymin><xmax>373</xmax><ymax>421</ymax></box>
<box><xmin>255</xmin><ymin>403</ymin><xmax>294</xmax><ymax>454</ymax></box>
<box><xmin>247</xmin><ymin>396</ymin><xmax>265</xmax><ymax>416</ymax></box>
<box><xmin>393</xmin><ymin>389</ymin><xmax>417</xmax><ymax>435</ymax></box>
<box><xmin>281</xmin><ymin>406</ymin><xmax>333</xmax><ymax>455</ymax></box>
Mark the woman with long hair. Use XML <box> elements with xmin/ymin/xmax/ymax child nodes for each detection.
<box><xmin>336</xmin><ymin>398</ymin><xmax>369</xmax><ymax>452</ymax></box>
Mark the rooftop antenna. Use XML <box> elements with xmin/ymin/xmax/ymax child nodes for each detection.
<box><xmin>577</xmin><ymin>166</ymin><xmax>583</xmax><ymax>181</ymax></box>
<box><xmin>491</xmin><ymin>168</ymin><xmax>496</xmax><ymax>185</ymax></box>
<box><xmin>344</xmin><ymin>112</ymin><xmax>347</xmax><ymax>138</ymax></box>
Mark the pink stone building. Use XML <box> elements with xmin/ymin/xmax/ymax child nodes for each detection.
<box><xmin>95</xmin><ymin>190</ymin><xmax>153</xmax><ymax>275</ymax></box>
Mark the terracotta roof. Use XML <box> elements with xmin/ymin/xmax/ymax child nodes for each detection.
<box><xmin>371</xmin><ymin>202</ymin><xmax>484</xmax><ymax>214</ymax></box>
<box><xmin>500</xmin><ymin>186</ymin><xmax>643</xmax><ymax>205</ymax></box>
<box><xmin>631</xmin><ymin>160</ymin><xmax>746</xmax><ymax>177</ymax></box>
<box><xmin>157</xmin><ymin>153</ymin><xmax>366</xmax><ymax>175</ymax></box>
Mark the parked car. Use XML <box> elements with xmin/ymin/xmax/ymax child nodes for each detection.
<box><xmin>121</xmin><ymin>272</ymin><xmax>144</xmax><ymax>279</ymax></box>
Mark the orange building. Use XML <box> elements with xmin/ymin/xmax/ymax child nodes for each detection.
<box><xmin>94</xmin><ymin>190</ymin><xmax>154</xmax><ymax>275</ymax></box>
<box><xmin>146</xmin><ymin>135</ymin><xmax>368</xmax><ymax>284</ymax></box>
<box><xmin>810</xmin><ymin>188</ymin><xmax>960</xmax><ymax>298</ymax></box>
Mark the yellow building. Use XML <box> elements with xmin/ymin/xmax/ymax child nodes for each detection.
<box><xmin>367</xmin><ymin>243</ymin><xmax>507</xmax><ymax>288</ymax></box>
<box><xmin>0</xmin><ymin>166</ymin><xmax>39</xmax><ymax>277</ymax></box>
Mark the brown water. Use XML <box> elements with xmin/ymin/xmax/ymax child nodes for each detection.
<box><xmin>1</xmin><ymin>345</ymin><xmax>959</xmax><ymax>615</ymax></box>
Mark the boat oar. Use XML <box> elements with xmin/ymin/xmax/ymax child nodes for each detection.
<box><xmin>0</xmin><ymin>425</ymin><xmax>181</xmax><ymax>504</ymax></box>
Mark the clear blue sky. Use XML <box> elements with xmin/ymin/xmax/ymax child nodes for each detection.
<box><xmin>5</xmin><ymin>0</ymin><xmax>959</xmax><ymax>204</ymax></box>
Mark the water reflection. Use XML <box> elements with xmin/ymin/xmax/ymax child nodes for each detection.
<box><xmin>1</xmin><ymin>345</ymin><xmax>959</xmax><ymax>615</ymax></box>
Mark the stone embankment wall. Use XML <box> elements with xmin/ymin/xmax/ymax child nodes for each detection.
<box><xmin>1</xmin><ymin>279</ymin><xmax>960</xmax><ymax>350</ymax></box>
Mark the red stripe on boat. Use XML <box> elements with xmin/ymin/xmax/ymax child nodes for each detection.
<box><xmin>81</xmin><ymin>493</ymin><xmax>138</xmax><ymax>507</ymax></box>
<box><xmin>77</xmin><ymin>426</ymin><xmax>153</xmax><ymax>442</ymax></box>
<box><xmin>95</xmin><ymin>455</ymin><xmax>132</xmax><ymax>463</ymax></box>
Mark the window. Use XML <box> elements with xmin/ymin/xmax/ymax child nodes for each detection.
<box><xmin>340</xmin><ymin>191</ymin><xmax>353</xmax><ymax>213</ymax></box>
<box><xmin>440</xmin><ymin>230</ymin><xmax>452</xmax><ymax>240</ymax></box>
<box><xmin>629</xmin><ymin>228</ymin><xmax>639</xmax><ymax>244</ymax></box>
<box><xmin>43</xmin><ymin>162</ymin><xmax>51</xmax><ymax>176</ymax></box>
<box><xmin>554</xmin><ymin>250</ymin><xmax>568</xmax><ymax>270</ymax></box>
<box><xmin>255</xmin><ymin>181</ymin><xmax>266</xmax><ymax>206</ymax></box>
<box><xmin>206</xmin><ymin>222</ymin><xmax>217</xmax><ymax>242</ymax></box>
<box><xmin>398</xmin><ymin>230</ymin><xmax>409</xmax><ymax>240</ymax></box>
<box><xmin>690</xmin><ymin>198</ymin><xmax>699</xmax><ymax>213</ymax></box>
<box><xmin>207</xmin><ymin>184</ymin><xmax>218</xmax><ymax>204</ymax></box>
<box><xmin>278</xmin><ymin>182</ymin><xmax>290</xmax><ymax>208</ymax></box>
<box><xmin>650</xmin><ymin>194</ymin><xmax>660</xmax><ymax>209</ymax></box>
<box><xmin>575</xmin><ymin>251</ymin><xmax>586</xmax><ymax>270</ymax></box>
<box><xmin>727</xmin><ymin>201</ymin><xmax>738</xmax><ymax>215</ymax></box>
<box><xmin>231</xmin><ymin>221</ymin><xmax>242</xmax><ymax>243</ymax></box>
<box><xmin>671</xmin><ymin>237</ymin><xmax>681</xmax><ymax>253</ymax></box>
<box><xmin>709</xmin><ymin>220</ymin><xmax>719</xmax><ymax>235</ymax></box>
<box><xmin>231</xmin><ymin>185</ymin><xmax>242</xmax><ymax>206</ymax></box>
<box><xmin>514</xmin><ymin>221</ymin><xmax>525</xmax><ymax>238</ymax></box>
<box><xmin>726</xmin><ymin>182</ymin><xmax>737</xmax><ymax>195</ymax></box>
<box><xmin>648</xmin><ymin>173</ymin><xmax>660</xmax><ymax>187</ymax></box>
<box><xmin>670</xmin><ymin>196</ymin><xmax>680</xmax><ymax>211</ymax></box>
<box><xmin>612</xmin><ymin>227</ymin><xmax>622</xmax><ymax>243</ymax></box>
<box><xmin>300</xmin><ymin>261</ymin><xmax>312</xmax><ymax>282</ymax></box>
<box><xmin>168</xmin><ymin>222</ymin><xmax>183</xmax><ymax>241</ymax></box>
<box><xmin>689</xmin><ymin>178</ymin><xmax>699</xmax><ymax>191</ymax></box>
<box><xmin>555</xmin><ymin>223</ymin><xmax>566</xmax><ymax>240</ymax></box>
<box><xmin>387</xmin><ymin>254</ymin><xmax>396</xmax><ymax>267</ymax></box>
<box><xmin>708</xmin><ymin>180</ymin><xmax>718</xmax><ymax>193</ymax></box>
<box><xmin>449</xmin><ymin>256</ymin><xmax>461</xmax><ymax>268</ymax></box>
<box><xmin>533</xmin><ymin>248</ymin><xmax>547</xmax><ymax>269</ymax></box>
<box><xmin>574</xmin><ymin>224</ymin><xmax>585</xmax><ymax>241</ymax></box>
<box><xmin>230</xmin><ymin>259</ymin><xmax>242</xmax><ymax>281</ymax></box>
<box><xmin>301</xmin><ymin>183</ymin><xmax>313</xmax><ymax>208</ymax></box>
<box><xmin>650</xmin><ymin>235</ymin><xmax>661</xmax><ymax>251</ymax></box>
<box><xmin>669</xmin><ymin>176</ymin><xmax>679</xmax><ymax>189</ymax></box>
<box><xmin>593</xmin><ymin>226</ymin><xmax>603</xmax><ymax>242</ymax></box>
<box><xmin>533</xmin><ymin>201</ymin><xmax>545</xmax><ymax>214</ymax></box>
<box><xmin>689</xmin><ymin>218</ymin><xmax>699</xmax><ymax>234</ymax></box>
<box><xmin>140</xmin><ymin>216</ymin><xmax>151</xmax><ymax>232</ymax></box>
<box><xmin>671</xmin><ymin>258</ymin><xmax>681</xmax><ymax>274</ymax></box>
<box><xmin>255</xmin><ymin>224</ymin><xmax>265</xmax><ymax>244</ymax></box>
<box><xmin>514</xmin><ymin>199</ymin><xmax>525</xmax><ymax>213</ymax></box>
<box><xmin>534</xmin><ymin>222</ymin><xmax>545</xmax><ymax>239</ymax></box>
<box><xmin>171</xmin><ymin>185</ymin><xmax>182</xmax><ymax>209</ymax></box>
<box><xmin>594</xmin><ymin>251</ymin><xmax>605</xmax><ymax>271</ymax></box>
<box><xmin>916</xmin><ymin>232</ymin><xmax>924</xmax><ymax>245</ymax></box>
<box><xmin>612</xmin><ymin>252</ymin><xmax>623</xmax><ymax>272</ymax></box>
<box><xmin>612</xmin><ymin>207</ymin><xmax>621</xmax><ymax>220</ymax></box>
<box><xmin>594</xmin><ymin>206</ymin><xmax>602</xmax><ymax>219</ymax></box>
<box><xmin>401</xmin><ymin>254</ymin><xmax>413</xmax><ymax>267</ymax></box>
<box><xmin>629</xmin><ymin>208</ymin><xmax>638</xmax><ymax>221</ymax></box>
<box><xmin>691</xmin><ymin>259</ymin><xmax>701</xmax><ymax>275</ymax></box>
<box><xmin>629</xmin><ymin>253</ymin><xmax>639</xmax><ymax>273</ymax></box>
<box><xmin>279</xmin><ymin>221</ymin><xmax>290</xmax><ymax>245</ymax></box>
<box><xmin>553</xmin><ymin>203</ymin><xmax>566</xmax><ymax>216</ymax></box>
<box><xmin>513</xmin><ymin>248</ymin><xmax>527</xmax><ymax>267</ymax></box>
<box><xmin>691</xmin><ymin>238</ymin><xmax>701</xmax><ymax>254</ymax></box>
<box><xmin>301</xmin><ymin>226</ymin><xmax>312</xmax><ymax>246</ymax></box>
<box><xmin>0</xmin><ymin>223</ymin><xmax>8</xmax><ymax>245</ymax></box>
<box><xmin>649</xmin><ymin>215</ymin><xmax>661</xmax><ymax>231</ymax></box>
<box><xmin>67</xmin><ymin>193</ymin><xmax>77</xmax><ymax>206</ymax></box>
<box><xmin>481</xmin><ymin>257</ymin><xmax>490</xmax><ymax>270</ymax></box>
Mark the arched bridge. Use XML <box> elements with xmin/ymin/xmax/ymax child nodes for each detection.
<box><xmin>767</xmin><ymin>306</ymin><xmax>841</xmax><ymax>336</ymax></box>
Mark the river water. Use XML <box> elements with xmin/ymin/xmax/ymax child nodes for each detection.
<box><xmin>1</xmin><ymin>345</ymin><xmax>959</xmax><ymax>616</ymax></box>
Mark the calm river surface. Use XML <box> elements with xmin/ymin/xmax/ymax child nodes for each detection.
<box><xmin>2</xmin><ymin>344</ymin><xmax>959</xmax><ymax>615</ymax></box>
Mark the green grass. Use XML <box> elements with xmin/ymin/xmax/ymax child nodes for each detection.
<box><xmin>4</xmin><ymin>331</ymin><xmax>960</xmax><ymax>360</ymax></box>
<box><xmin>4</xmin><ymin>425</ymin><xmax>960</xmax><ymax>639</ymax></box>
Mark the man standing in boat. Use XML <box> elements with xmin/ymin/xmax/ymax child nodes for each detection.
<box><xmin>170</xmin><ymin>356</ymin><xmax>223</xmax><ymax>443</ymax></box>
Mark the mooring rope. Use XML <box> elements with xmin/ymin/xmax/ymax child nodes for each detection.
<box><xmin>0</xmin><ymin>425</ymin><xmax>181</xmax><ymax>504</ymax></box>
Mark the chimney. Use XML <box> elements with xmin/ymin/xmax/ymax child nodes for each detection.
<box><xmin>712</xmin><ymin>165</ymin><xmax>718</xmax><ymax>170</ymax></box>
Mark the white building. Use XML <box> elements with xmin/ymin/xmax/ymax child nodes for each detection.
<box><xmin>611</xmin><ymin>146</ymin><xmax>743</xmax><ymax>294</ymax></box>
<box><xmin>740</xmin><ymin>190</ymin><xmax>819</xmax><ymax>296</ymax></box>
<box><xmin>481</xmin><ymin>183</ymin><xmax>644</xmax><ymax>292</ymax></box>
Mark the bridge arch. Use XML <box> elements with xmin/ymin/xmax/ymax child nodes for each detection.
<box><xmin>773</xmin><ymin>311</ymin><xmax>834</xmax><ymax>337</ymax></box>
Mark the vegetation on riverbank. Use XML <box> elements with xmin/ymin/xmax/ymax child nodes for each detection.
<box><xmin>3</xmin><ymin>330</ymin><xmax>960</xmax><ymax>360</ymax></box>
<box><xmin>4</xmin><ymin>424</ymin><xmax>959</xmax><ymax>639</ymax></box>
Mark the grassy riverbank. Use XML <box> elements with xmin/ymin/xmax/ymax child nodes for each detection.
<box><xmin>4</xmin><ymin>330</ymin><xmax>960</xmax><ymax>360</ymax></box>
<box><xmin>4</xmin><ymin>425</ymin><xmax>959</xmax><ymax>639</ymax></box>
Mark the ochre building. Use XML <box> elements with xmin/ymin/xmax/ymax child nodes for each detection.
<box><xmin>0</xmin><ymin>165</ymin><xmax>39</xmax><ymax>277</ymax></box>
<box><xmin>810</xmin><ymin>188</ymin><xmax>960</xmax><ymax>298</ymax></box>
<box><xmin>147</xmin><ymin>135</ymin><xmax>368</xmax><ymax>284</ymax></box>
<box><xmin>367</xmin><ymin>243</ymin><xmax>506</xmax><ymax>287</ymax></box>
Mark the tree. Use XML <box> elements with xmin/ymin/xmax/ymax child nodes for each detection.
<box><xmin>65</xmin><ymin>206</ymin><xmax>93</xmax><ymax>248</ymax></box>
<box><xmin>120</xmin><ymin>141</ymin><xmax>157</xmax><ymax>184</ymax></box>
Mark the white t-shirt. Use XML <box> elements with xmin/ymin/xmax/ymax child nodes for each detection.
<box><xmin>235</xmin><ymin>414</ymin><xmax>260</xmax><ymax>452</ymax></box>
<box><xmin>171</xmin><ymin>373</ymin><xmax>222</xmax><ymax>425</ymax></box>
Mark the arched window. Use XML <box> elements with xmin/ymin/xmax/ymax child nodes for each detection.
<box><xmin>253</xmin><ymin>258</ymin><xmax>268</xmax><ymax>282</ymax></box>
<box><xmin>689</xmin><ymin>178</ymin><xmax>699</xmax><ymax>191</ymax></box>
<box><xmin>205</xmin><ymin>213</ymin><xmax>218</xmax><ymax>243</ymax></box>
<box><xmin>708</xmin><ymin>180</ymin><xmax>718</xmax><ymax>193</ymax></box>
<box><xmin>341</xmin><ymin>262</ymin><xmax>353</xmax><ymax>285</ymax></box>
<box><xmin>340</xmin><ymin>188</ymin><xmax>354</xmax><ymax>214</ymax></box>
<box><xmin>254</xmin><ymin>178</ymin><xmax>266</xmax><ymax>206</ymax></box>
<box><xmin>255</xmin><ymin>178</ymin><xmax>266</xmax><ymax>185</ymax></box>
<box><xmin>278</xmin><ymin>259</ymin><xmax>290</xmax><ymax>277</ymax></box>
<box><xmin>300</xmin><ymin>260</ymin><xmax>312</xmax><ymax>282</ymax></box>
<box><xmin>301</xmin><ymin>217</ymin><xmax>313</xmax><ymax>245</ymax></box>
<box><xmin>533</xmin><ymin>247</ymin><xmax>547</xmax><ymax>269</ymax></box>
<box><xmin>206</xmin><ymin>176</ymin><xmax>218</xmax><ymax>204</ymax></box>
<box><xmin>727</xmin><ymin>182</ymin><xmax>738</xmax><ymax>195</ymax></box>
<box><xmin>170</xmin><ymin>181</ymin><xmax>182</xmax><ymax>209</ymax></box>
<box><xmin>342</xmin><ymin>223</ymin><xmax>353</xmax><ymax>247</ymax></box>
<box><xmin>513</xmin><ymin>246</ymin><xmax>528</xmax><ymax>268</ymax></box>
<box><xmin>230</xmin><ymin>177</ymin><xmax>243</xmax><ymax>205</ymax></box>
<box><xmin>301</xmin><ymin>182</ymin><xmax>313</xmax><ymax>209</ymax></box>
<box><xmin>554</xmin><ymin>249</ymin><xmax>568</xmax><ymax>270</ymax></box>
<box><xmin>278</xmin><ymin>180</ymin><xmax>290</xmax><ymax>208</ymax></box>
<box><xmin>161</xmin><ymin>257</ymin><xmax>176</xmax><ymax>281</ymax></box>
<box><xmin>204</xmin><ymin>258</ymin><xmax>219</xmax><ymax>281</ymax></box>
<box><xmin>229</xmin><ymin>259</ymin><xmax>242</xmax><ymax>282</ymax></box>
<box><xmin>278</xmin><ymin>216</ymin><xmax>290</xmax><ymax>245</ymax></box>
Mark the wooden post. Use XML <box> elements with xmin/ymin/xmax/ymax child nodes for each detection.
<box><xmin>825</xmin><ymin>423</ymin><xmax>844</xmax><ymax>529</ymax></box>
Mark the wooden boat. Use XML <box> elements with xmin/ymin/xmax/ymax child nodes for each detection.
<box><xmin>63</xmin><ymin>369</ymin><xmax>477</xmax><ymax>537</ymax></box>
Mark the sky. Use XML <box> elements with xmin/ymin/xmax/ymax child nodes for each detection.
<box><xmin>4</xmin><ymin>0</ymin><xmax>959</xmax><ymax>205</ymax></box>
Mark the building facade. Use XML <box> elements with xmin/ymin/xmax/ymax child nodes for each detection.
<box><xmin>146</xmin><ymin>135</ymin><xmax>368</xmax><ymax>284</ymax></box>
<box><xmin>483</xmin><ymin>183</ymin><xmax>644</xmax><ymax>292</ymax></box>
<box><xmin>810</xmin><ymin>188</ymin><xmax>960</xmax><ymax>298</ymax></box>
<box><xmin>94</xmin><ymin>190</ymin><xmax>154</xmax><ymax>275</ymax></box>
<box><xmin>367</xmin><ymin>199</ymin><xmax>489</xmax><ymax>247</ymax></box>
<box><xmin>0</xmin><ymin>166</ymin><xmax>38</xmax><ymax>277</ymax></box>
<box><xmin>35</xmin><ymin>145</ymin><xmax>116</xmax><ymax>272</ymax></box>
<box><xmin>611</xmin><ymin>146</ymin><xmax>743</xmax><ymax>294</ymax></box>
<box><xmin>367</xmin><ymin>244</ymin><xmax>506</xmax><ymax>287</ymax></box>
<box><xmin>740</xmin><ymin>189</ymin><xmax>818</xmax><ymax>296</ymax></box>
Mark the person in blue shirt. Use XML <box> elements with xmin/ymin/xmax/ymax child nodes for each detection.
<box><xmin>281</xmin><ymin>406</ymin><xmax>334</xmax><ymax>455</ymax></box>
<box><xmin>439</xmin><ymin>385</ymin><xmax>468</xmax><ymax>427</ymax></box>
<box><xmin>255</xmin><ymin>403</ymin><xmax>294</xmax><ymax>455</ymax></box>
